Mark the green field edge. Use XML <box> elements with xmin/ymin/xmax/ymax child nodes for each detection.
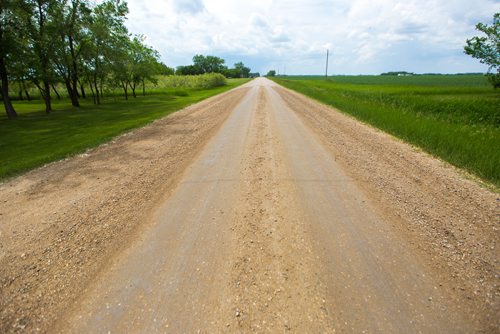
<box><xmin>0</xmin><ymin>79</ymin><xmax>251</xmax><ymax>182</ymax></box>
<box><xmin>271</xmin><ymin>77</ymin><xmax>500</xmax><ymax>191</ymax></box>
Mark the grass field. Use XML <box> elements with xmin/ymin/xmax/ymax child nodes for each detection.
<box><xmin>272</xmin><ymin>75</ymin><xmax>500</xmax><ymax>187</ymax></box>
<box><xmin>0</xmin><ymin>78</ymin><xmax>249</xmax><ymax>180</ymax></box>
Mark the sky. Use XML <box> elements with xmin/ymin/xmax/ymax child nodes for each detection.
<box><xmin>123</xmin><ymin>0</ymin><xmax>500</xmax><ymax>75</ymax></box>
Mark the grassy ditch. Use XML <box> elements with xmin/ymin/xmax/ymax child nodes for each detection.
<box><xmin>0</xmin><ymin>78</ymin><xmax>250</xmax><ymax>180</ymax></box>
<box><xmin>272</xmin><ymin>75</ymin><xmax>499</xmax><ymax>187</ymax></box>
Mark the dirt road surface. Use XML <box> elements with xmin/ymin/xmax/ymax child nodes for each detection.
<box><xmin>0</xmin><ymin>78</ymin><xmax>498</xmax><ymax>333</ymax></box>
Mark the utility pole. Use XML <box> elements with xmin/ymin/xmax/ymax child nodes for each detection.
<box><xmin>325</xmin><ymin>49</ymin><xmax>329</xmax><ymax>78</ymax></box>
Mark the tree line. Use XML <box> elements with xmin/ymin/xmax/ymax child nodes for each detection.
<box><xmin>0</xmin><ymin>0</ymin><xmax>171</xmax><ymax>119</ymax></box>
<box><xmin>176</xmin><ymin>54</ymin><xmax>258</xmax><ymax>78</ymax></box>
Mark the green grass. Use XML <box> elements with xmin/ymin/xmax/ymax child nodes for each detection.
<box><xmin>285</xmin><ymin>74</ymin><xmax>492</xmax><ymax>87</ymax></box>
<box><xmin>272</xmin><ymin>75</ymin><xmax>500</xmax><ymax>187</ymax></box>
<box><xmin>0</xmin><ymin>78</ymin><xmax>250</xmax><ymax>180</ymax></box>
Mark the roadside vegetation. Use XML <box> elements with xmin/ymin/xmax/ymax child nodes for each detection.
<box><xmin>154</xmin><ymin>73</ymin><xmax>227</xmax><ymax>89</ymax></box>
<box><xmin>272</xmin><ymin>75</ymin><xmax>500</xmax><ymax>186</ymax></box>
<box><xmin>0</xmin><ymin>1</ymin><xmax>255</xmax><ymax>119</ymax></box>
<box><xmin>0</xmin><ymin>0</ymin><xmax>177</xmax><ymax>118</ymax></box>
<box><xmin>0</xmin><ymin>0</ymin><xmax>254</xmax><ymax>179</ymax></box>
<box><xmin>0</xmin><ymin>77</ymin><xmax>249</xmax><ymax>179</ymax></box>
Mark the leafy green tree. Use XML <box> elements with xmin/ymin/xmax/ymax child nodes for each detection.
<box><xmin>222</xmin><ymin>68</ymin><xmax>238</xmax><ymax>78</ymax></box>
<box><xmin>176</xmin><ymin>65</ymin><xmax>202</xmax><ymax>75</ymax></box>
<box><xmin>2</xmin><ymin>0</ymin><xmax>167</xmax><ymax>115</ymax></box>
<box><xmin>0</xmin><ymin>0</ymin><xmax>20</xmax><ymax>118</ymax></box>
<box><xmin>157</xmin><ymin>63</ymin><xmax>174</xmax><ymax>75</ymax></box>
<box><xmin>192</xmin><ymin>54</ymin><xmax>226</xmax><ymax>74</ymax></box>
<box><xmin>109</xmin><ymin>34</ymin><xmax>133</xmax><ymax>99</ymax></box>
<box><xmin>82</xmin><ymin>0</ymin><xmax>128</xmax><ymax>104</ymax></box>
<box><xmin>7</xmin><ymin>36</ymin><xmax>34</xmax><ymax>102</ymax></box>
<box><xmin>51</xmin><ymin>0</ymin><xmax>91</xmax><ymax>107</ymax></box>
<box><xmin>128</xmin><ymin>35</ymin><xmax>162</xmax><ymax>97</ymax></box>
<box><xmin>109</xmin><ymin>34</ymin><xmax>163</xmax><ymax>99</ymax></box>
<box><xmin>19</xmin><ymin>0</ymin><xmax>59</xmax><ymax>113</ymax></box>
<box><xmin>233</xmin><ymin>62</ymin><xmax>250</xmax><ymax>78</ymax></box>
<box><xmin>266</xmin><ymin>70</ymin><xmax>276</xmax><ymax>77</ymax></box>
<box><xmin>465</xmin><ymin>13</ymin><xmax>500</xmax><ymax>88</ymax></box>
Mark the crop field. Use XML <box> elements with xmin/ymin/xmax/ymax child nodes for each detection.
<box><xmin>273</xmin><ymin>75</ymin><xmax>500</xmax><ymax>187</ymax></box>
<box><xmin>0</xmin><ymin>77</ymin><xmax>249</xmax><ymax>179</ymax></box>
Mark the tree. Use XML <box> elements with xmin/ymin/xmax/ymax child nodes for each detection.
<box><xmin>110</xmin><ymin>34</ymin><xmax>133</xmax><ymax>100</ymax></box>
<box><xmin>266</xmin><ymin>70</ymin><xmax>276</xmax><ymax>77</ymax></box>
<box><xmin>176</xmin><ymin>64</ymin><xmax>202</xmax><ymax>75</ymax></box>
<box><xmin>20</xmin><ymin>0</ymin><xmax>59</xmax><ymax>113</ymax></box>
<box><xmin>233</xmin><ymin>62</ymin><xmax>250</xmax><ymax>78</ymax></box>
<box><xmin>51</xmin><ymin>0</ymin><xmax>91</xmax><ymax>107</ymax></box>
<box><xmin>8</xmin><ymin>43</ymin><xmax>34</xmax><ymax>102</ymax></box>
<box><xmin>464</xmin><ymin>13</ymin><xmax>500</xmax><ymax>88</ymax></box>
<box><xmin>156</xmin><ymin>62</ymin><xmax>174</xmax><ymax>75</ymax></box>
<box><xmin>192</xmin><ymin>54</ymin><xmax>226</xmax><ymax>74</ymax></box>
<box><xmin>0</xmin><ymin>0</ymin><xmax>20</xmax><ymax>118</ymax></box>
<box><xmin>82</xmin><ymin>0</ymin><xmax>128</xmax><ymax>104</ymax></box>
<box><xmin>128</xmin><ymin>35</ymin><xmax>162</xmax><ymax>97</ymax></box>
<box><xmin>222</xmin><ymin>68</ymin><xmax>239</xmax><ymax>78</ymax></box>
<box><xmin>2</xmin><ymin>0</ymin><xmax>166</xmax><ymax>114</ymax></box>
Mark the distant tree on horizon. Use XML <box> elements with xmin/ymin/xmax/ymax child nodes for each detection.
<box><xmin>381</xmin><ymin>71</ymin><xmax>415</xmax><ymax>76</ymax></box>
<box><xmin>176</xmin><ymin>56</ymin><xmax>252</xmax><ymax>78</ymax></box>
<box><xmin>266</xmin><ymin>70</ymin><xmax>276</xmax><ymax>77</ymax></box>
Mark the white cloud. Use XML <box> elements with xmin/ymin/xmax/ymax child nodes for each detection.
<box><xmin>124</xmin><ymin>0</ymin><xmax>500</xmax><ymax>74</ymax></box>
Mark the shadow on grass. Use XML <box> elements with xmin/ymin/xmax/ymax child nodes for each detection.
<box><xmin>0</xmin><ymin>80</ymin><xmax>250</xmax><ymax>180</ymax></box>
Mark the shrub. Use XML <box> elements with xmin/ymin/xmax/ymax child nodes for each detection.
<box><xmin>157</xmin><ymin>73</ymin><xmax>227</xmax><ymax>89</ymax></box>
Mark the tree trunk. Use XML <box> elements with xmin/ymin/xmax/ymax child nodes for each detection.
<box><xmin>93</xmin><ymin>58</ymin><xmax>100</xmax><ymax>104</ymax></box>
<box><xmin>18</xmin><ymin>82</ymin><xmax>24</xmax><ymax>100</ymax></box>
<box><xmin>35</xmin><ymin>81</ymin><xmax>52</xmax><ymax>114</ymax></box>
<box><xmin>65</xmin><ymin>65</ymin><xmax>79</xmax><ymax>107</ymax></box>
<box><xmin>22</xmin><ymin>78</ymin><xmax>31</xmax><ymax>101</ymax></box>
<box><xmin>79</xmin><ymin>81</ymin><xmax>86</xmax><ymax>99</ymax></box>
<box><xmin>43</xmin><ymin>80</ymin><xmax>52</xmax><ymax>113</ymax></box>
<box><xmin>52</xmin><ymin>83</ymin><xmax>61</xmax><ymax>100</ymax></box>
<box><xmin>0</xmin><ymin>57</ymin><xmax>17</xmax><ymax>119</ymax></box>
<box><xmin>142</xmin><ymin>79</ymin><xmax>145</xmax><ymax>96</ymax></box>
<box><xmin>69</xmin><ymin>36</ymin><xmax>80</xmax><ymax>106</ymax></box>
<box><xmin>130</xmin><ymin>81</ymin><xmax>136</xmax><ymax>98</ymax></box>
<box><xmin>88</xmin><ymin>80</ymin><xmax>96</xmax><ymax>104</ymax></box>
<box><xmin>65</xmin><ymin>78</ymin><xmax>79</xmax><ymax>107</ymax></box>
<box><xmin>122</xmin><ymin>81</ymin><xmax>128</xmax><ymax>100</ymax></box>
<box><xmin>93</xmin><ymin>76</ymin><xmax>100</xmax><ymax>105</ymax></box>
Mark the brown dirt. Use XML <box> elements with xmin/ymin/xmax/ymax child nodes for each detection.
<box><xmin>274</xmin><ymin>85</ymin><xmax>499</xmax><ymax>332</ymax></box>
<box><xmin>0</xmin><ymin>86</ymin><xmax>250</xmax><ymax>333</ymax></box>
<box><xmin>216</xmin><ymin>88</ymin><xmax>335</xmax><ymax>332</ymax></box>
<box><xmin>0</xmin><ymin>78</ymin><xmax>498</xmax><ymax>333</ymax></box>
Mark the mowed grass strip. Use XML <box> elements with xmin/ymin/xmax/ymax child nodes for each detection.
<box><xmin>0</xmin><ymin>78</ymin><xmax>250</xmax><ymax>180</ymax></box>
<box><xmin>273</xmin><ymin>75</ymin><xmax>500</xmax><ymax>187</ymax></box>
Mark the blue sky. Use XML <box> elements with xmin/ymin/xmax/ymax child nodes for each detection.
<box><xmin>124</xmin><ymin>0</ymin><xmax>500</xmax><ymax>75</ymax></box>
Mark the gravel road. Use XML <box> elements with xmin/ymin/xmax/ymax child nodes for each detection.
<box><xmin>0</xmin><ymin>78</ymin><xmax>498</xmax><ymax>333</ymax></box>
